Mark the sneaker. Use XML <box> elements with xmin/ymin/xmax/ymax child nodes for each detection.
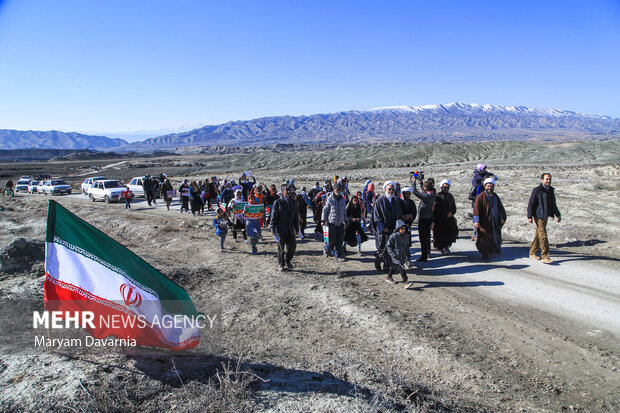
<box><xmin>244</xmin><ymin>239</ymin><xmax>249</xmax><ymax>244</ymax></box>
<box><xmin>286</xmin><ymin>262</ymin><xmax>294</xmax><ymax>269</ymax></box>
<box><xmin>356</xmin><ymin>249</ymin><xmax>362</xmax><ymax>256</ymax></box>
<box><xmin>219</xmin><ymin>247</ymin><xmax>224</xmax><ymax>252</ymax></box>
<box><xmin>251</xmin><ymin>250</ymin><xmax>257</xmax><ymax>255</ymax></box>
<box><xmin>277</xmin><ymin>265</ymin><xmax>285</xmax><ymax>271</ymax></box>
<box><xmin>233</xmin><ymin>239</ymin><xmax>238</xmax><ymax>243</ymax></box>
<box><xmin>385</xmin><ymin>276</ymin><xmax>397</xmax><ymax>285</ymax></box>
<box><xmin>404</xmin><ymin>281</ymin><xmax>414</xmax><ymax>289</ymax></box>
<box><xmin>401</xmin><ymin>276</ymin><xmax>408</xmax><ymax>284</ymax></box>
<box><xmin>541</xmin><ymin>257</ymin><xmax>554</xmax><ymax>264</ymax></box>
<box><xmin>529</xmin><ymin>254</ymin><xmax>541</xmax><ymax>260</ymax></box>
<box><xmin>323</xmin><ymin>250</ymin><xmax>329</xmax><ymax>258</ymax></box>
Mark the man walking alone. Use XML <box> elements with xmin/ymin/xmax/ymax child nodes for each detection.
<box><xmin>527</xmin><ymin>173</ymin><xmax>561</xmax><ymax>264</ymax></box>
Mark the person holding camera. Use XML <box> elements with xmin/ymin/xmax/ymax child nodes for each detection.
<box><xmin>527</xmin><ymin>173</ymin><xmax>561</xmax><ymax>264</ymax></box>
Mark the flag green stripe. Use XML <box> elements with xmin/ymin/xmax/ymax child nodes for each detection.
<box><xmin>46</xmin><ymin>200</ymin><xmax>198</xmax><ymax>316</ymax></box>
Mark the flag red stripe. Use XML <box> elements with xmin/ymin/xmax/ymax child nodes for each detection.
<box><xmin>44</xmin><ymin>274</ymin><xmax>199</xmax><ymax>350</ymax></box>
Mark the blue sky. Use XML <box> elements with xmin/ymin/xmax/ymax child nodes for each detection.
<box><xmin>0</xmin><ymin>0</ymin><xmax>619</xmax><ymax>140</ymax></box>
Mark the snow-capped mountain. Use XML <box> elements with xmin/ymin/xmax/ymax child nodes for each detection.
<box><xmin>369</xmin><ymin>102</ymin><xmax>610</xmax><ymax>119</ymax></box>
<box><xmin>121</xmin><ymin>102</ymin><xmax>619</xmax><ymax>151</ymax></box>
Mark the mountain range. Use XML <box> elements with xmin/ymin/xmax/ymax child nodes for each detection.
<box><xmin>2</xmin><ymin>103</ymin><xmax>619</xmax><ymax>151</ymax></box>
<box><xmin>0</xmin><ymin>129</ymin><xmax>126</xmax><ymax>150</ymax></box>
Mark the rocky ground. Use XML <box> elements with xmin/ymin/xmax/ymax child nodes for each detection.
<box><xmin>0</xmin><ymin>142</ymin><xmax>619</xmax><ymax>412</ymax></box>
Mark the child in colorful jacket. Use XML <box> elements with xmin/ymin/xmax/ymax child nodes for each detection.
<box><xmin>246</xmin><ymin>194</ymin><xmax>263</xmax><ymax>255</ymax></box>
<box><xmin>213</xmin><ymin>207</ymin><xmax>233</xmax><ymax>252</ymax></box>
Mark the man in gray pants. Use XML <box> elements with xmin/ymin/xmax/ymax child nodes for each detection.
<box><xmin>322</xmin><ymin>183</ymin><xmax>348</xmax><ymax>262</ymax></box>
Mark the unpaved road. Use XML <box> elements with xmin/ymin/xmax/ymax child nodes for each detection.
<box><xmin>1</xmin><ymin>188</ymin><xmax>618</xmax><ymax>412</ymax></box>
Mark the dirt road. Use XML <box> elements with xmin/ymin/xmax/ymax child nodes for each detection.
<box><xmin>1</xmin><ymin>191</ymin><xmax>619</xmax><ymax>411</ymax></box>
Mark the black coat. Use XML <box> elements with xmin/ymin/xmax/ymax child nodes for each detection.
<box><xmin>372</xmin><ymin>195</ymin><xmax>403</xmax><ymax>233</ymax></box>
<box><xmin>143</xmin><ymin>177</ymin><xmax>155</xmax><ymax>192</ymax></box>
<box><xmin>270</xmin><ymin>196</ymin><xmax>299</xmax><ymax>236</ymax></box>
<box><xmin>400</xmin><ymin>197</ymin><xmax>417</xmax><ymax>226</ymax></box>
<box><xmin>527</xmin><ymin>184</ymin><xmax>561</xmax><ymax>219</ymax></box>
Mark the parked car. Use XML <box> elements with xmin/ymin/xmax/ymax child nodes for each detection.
<box><xmin>15</xmin><ymin>180</ymin><xmax>30</xmax><ymax>193</ymax></box>
<box><xmin>81</xmin><ymin>176</ymin><xmax>107</xmax><ymax>194</ymax></box>
<box><xmin>20</xmin><ymin>175</ymin><xmax>31</xmax><ymax>181</ymax></box>
<box><xmin>88</xmin><ymin>180</ymin><xmax>125</xmax><ymax>203</ymax></box>
<box><xmin>127</xmin><ymin>177</ymin><xmax>147</xmax><ymax>197</ymax></box>
<box><xmin>28</xmin><ymin>181</ymin><xmax>41</xmax><ymax>194</ymax></box>
<box><xmin>41</xmin><ymin>180</ymin><xmax>72</xmax><ymax>195</ymax></box>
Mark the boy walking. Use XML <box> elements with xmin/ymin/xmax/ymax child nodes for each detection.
<box><xmin>386</xmin><ymin>220</ymin><xmax>412</xmax><ymax>288</ymax></box>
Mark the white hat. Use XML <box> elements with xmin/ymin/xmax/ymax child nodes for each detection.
<box><xmin>383</xmin><ymin>181</ymin><xmax>396</xmax><ymax>191</ymax></box>
<box><xmin>401</xmin><ymin>187</ymin><xmax>413</xmax><ymax>193</ymax></box>
<box><xmin>439</xmin><ymin>179</ymin><xmax>451</xmax><ymax>188</ymax></box>
<box><xmin>483</xmin><ymin>177</ymin><xmax>496</xmax><ymax>186</ymax></box>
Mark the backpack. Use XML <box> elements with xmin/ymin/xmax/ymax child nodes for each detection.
<box><xmin>468</xmin><ymin>186</ymin><xmax>478</xmax><ymax>201</ymax></box>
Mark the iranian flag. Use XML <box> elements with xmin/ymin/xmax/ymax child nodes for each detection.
<box><xmin>44</xmin><ymin>200</ymin><xmax>200</xmax><ymax>350</ymax></box>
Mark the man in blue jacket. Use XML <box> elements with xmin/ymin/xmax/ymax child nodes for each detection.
<box><xmin>527</xmin><ymin>173</ymin><xmax>561</xmax><ymax>264</ymax></box>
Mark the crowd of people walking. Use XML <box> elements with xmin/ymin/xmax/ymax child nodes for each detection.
<box><xmin>125</xmin><ymin>166</ymin><xmax>559</xmax><ymax>283</ymax></box>
<box><xmin>5</xmin><ymin>166</ymin><xmax>562</xmax><ymax>283</ymax></box>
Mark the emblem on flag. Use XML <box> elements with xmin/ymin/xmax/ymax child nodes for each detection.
<box><xmin>120</xmin><ymin>283</ymin><xmax>143</xmax><ymax>308</ymax></box>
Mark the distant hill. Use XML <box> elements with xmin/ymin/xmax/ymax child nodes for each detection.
<box><xmin>121</xmin><ymin>103</ymin><xmax>620</xmax><ymax>151</ymax></box>
<box><xmin>0</xmin><ymin>130</ymin><xmax>127</xmax><ymax>150</ymax></box>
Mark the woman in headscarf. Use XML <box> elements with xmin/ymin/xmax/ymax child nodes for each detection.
<box><xmin>189</xmin><ymin>181</ymin><xmax>202</xmax><ymax>215</ymax></box>
<box><xmin>313</xmin><ymin>187</ymin><xmax>328</xmax><ymax>239</ymax></box>
<box><xmin>179</xmin><ymin>179</ymin><xmax>190</xmax><ymax>213</ymax></box>
<box><xmin>253</xmin><ymin>186</ymin><xmax>266</xmax><ymax>228</ymax></box>
<box><xmin>364</xmin><ymin>182</ymin><xmax>376</xmax><ymax>219</ymax></box>
<box><xmin>264</xmin><ymin>184</ymin><xmax>279</xmax><ymax>227</ymax></box>
<box><xmin>295</xmin><ymin>187</ymin><xmax>311</xmax><ymax>239</ymax></box>
<box><xmin>161</xmin><ymin>178</ymin><xmax>174</xmax><ymax>211</ymax></box>
<box><xmin>344</xmin><ymin>195</ymin><xmax>369</xmax><ymax>255</ymax></box>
